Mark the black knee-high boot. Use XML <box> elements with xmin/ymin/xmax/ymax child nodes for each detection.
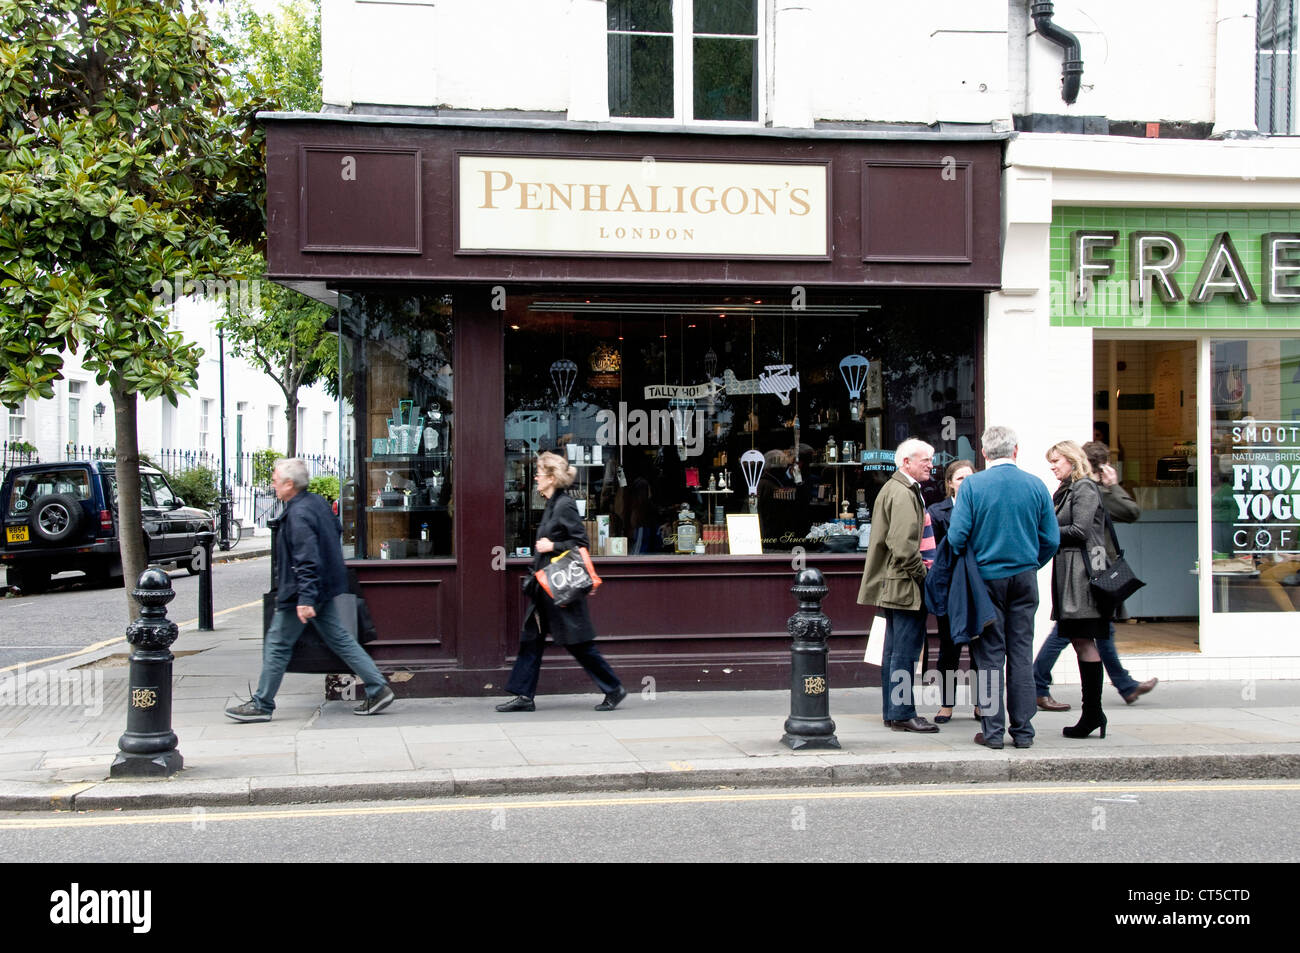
<box><xmin>1062</xmin><ymin>660</ymin><xmax>1107</xmax><ymax>738</ymax></box>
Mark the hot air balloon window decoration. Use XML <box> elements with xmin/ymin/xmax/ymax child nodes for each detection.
<box><xmin>839</xmin><ymin>355</ymin><xmax>869</xmax><ymax>422</ymax></box>
<box><xmin>550</xmin><ymin>358</ymin><xmax>577</xmax><ymax>425</ymax></box>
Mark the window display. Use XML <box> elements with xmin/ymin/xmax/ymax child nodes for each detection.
<box><xmin>340</xmin><ymin>292</ymin><xmax>454</xmax><ymax>559</ymax></box>
<box><xmin>504</xmin><ymin>291</ymin><xmax>977</xmax><ymax>556</ymax></box>
<box><xmin>1210</xmin><ymin>337</ymin><xmax>1300</xmax><ymax>612</ymax></box>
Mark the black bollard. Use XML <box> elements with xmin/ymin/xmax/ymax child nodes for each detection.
<box><xmin>195</xmin><ymin>529</ymin><xmax>214</xmax><ymax>632</ymax></box>
<box><xmin>110</xmin><ymin>568</ymin><xmax>184</xmax><ymax>777</ymax></box>
<box><xmin>781</xmin><ymin>568</ymin><xmax>840</xmax><ymax>750</ymax></box>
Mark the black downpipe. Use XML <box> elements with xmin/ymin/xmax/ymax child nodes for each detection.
<box><xmin>1031</xmin><ymin>1</ymin><xmax>1083</xmax><ymax>105</ymax></box>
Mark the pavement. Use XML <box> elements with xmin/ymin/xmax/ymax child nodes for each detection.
<box><xmin>1</xmin><ymin>534</ymin><xmax>1298</xmax><ymax>812</ymax></box>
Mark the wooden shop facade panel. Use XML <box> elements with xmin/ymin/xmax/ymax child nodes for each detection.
<box><xmin>265</xmin><ymin>114</ymin><xmax>1003</xmax><ymax>694</ymax></box>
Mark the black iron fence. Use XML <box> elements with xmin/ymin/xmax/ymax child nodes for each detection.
<box><xmin>2</xmin><ymin>443</ymin><xmax>338</xmax><ymax>530</ymax></box>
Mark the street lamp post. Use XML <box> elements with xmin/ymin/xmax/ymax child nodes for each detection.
<box><xmin>218</xmin><ymin>326</ymin><xmax>230</xmax><ymax>543</ymax></box>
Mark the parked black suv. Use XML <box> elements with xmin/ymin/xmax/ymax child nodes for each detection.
<box><xmin>0</xmin><ymin>460</ymin><xmax>215</xmax><ymax>592</ymax></box>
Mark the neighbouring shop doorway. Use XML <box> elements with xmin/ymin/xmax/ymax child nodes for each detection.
<box><xmin>1093</xmin><ymin>338</ymin><xmax>1200</xmax><ymax>654</ymax></box>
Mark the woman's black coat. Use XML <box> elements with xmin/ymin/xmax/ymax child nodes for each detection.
<box><xmin>524</xmin><ymin>488</ymin><xmax>598</xmax><ymax>646</ymax></box>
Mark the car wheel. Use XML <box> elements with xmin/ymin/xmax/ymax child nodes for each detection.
<box><xmin>29</xmin><ymin>493</ymin><xmax>85</xmax><ymax>544</ymax></box>
<box><xmin>7</xmin><ymin>566</ymin><xmax>51</xmax><ymax>594</ymax></box>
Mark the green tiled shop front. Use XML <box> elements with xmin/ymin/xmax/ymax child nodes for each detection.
<box><xmin>1050</xmin><ymin>208</ymin><xmax>1300</xmax><ymax>330</ymax></box>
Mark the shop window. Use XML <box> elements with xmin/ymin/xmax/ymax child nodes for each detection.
<box><xmin>1257</xmin><ymin>0</ymin><xmax>1297</xmax><ymax>135</ymax></box>
<box><xmin>339</xmin><ymin>292</ymin><xmax>454</xmax><ymax>560</ymax></box>
<box><xmin>1210</xmin><ymin>338</ymin><xmax>1300</xmax><ymax>612</ymax></box>
<box><xmin>607</xmin><ymin>0</ymin><xmax>760</xmax><ymax>123</ymax></box>
<box><xmin>504</xmin><ymin>292</ymin><xmax>977</xmax><ymax>557</ymax></box>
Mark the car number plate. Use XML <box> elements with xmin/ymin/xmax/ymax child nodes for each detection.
<box><xmin>5</xmin><ymin>525</ymin><xmax>29</xmax><ymax>543</ymax></box>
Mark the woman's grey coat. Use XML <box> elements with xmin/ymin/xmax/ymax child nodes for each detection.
<box><xmin>1050</xmin><ymin>477</ymin><xmax>1113</xmax><ymax>620</ymax></box>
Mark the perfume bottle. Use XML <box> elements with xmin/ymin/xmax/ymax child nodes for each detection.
<box><xmin>826</xmin><ymin>437</ymin><xmax>838</xmax><ymax>463</ymax></box>
<box><xmin>675</xmin><ymin>504</ymin><xmax>699</xmax><ymax>555</ymax></box>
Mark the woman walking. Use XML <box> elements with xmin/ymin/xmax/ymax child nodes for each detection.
<box><xmin>496</xmin><ymin>451</ymin><xmax>627</xmax><ymax>713</ymax></box>
<box><xmin>1046</xmin><ymin>440</ymin><xmax>1111</xmax><ymax>738</ymax></box>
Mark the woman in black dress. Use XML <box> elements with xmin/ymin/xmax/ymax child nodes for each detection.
<box><xmin>496</xmin><ymin>451</ymin><xmax>627</xmax><ymax>713</ymax></box>
<box><xmin>1047</xmin><ymin>440</ymin><xmax>1111</xmax><ymax>739</ymax></box>
<box><xmin>927</xmin><ymin>458</ymin><xmax>974</xmax><ymax>723</ymax></box>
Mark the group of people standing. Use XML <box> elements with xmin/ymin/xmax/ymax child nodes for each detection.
<box><xmin>226</xmin><ymin>434</ymin><xmax>1155</xmax><ymax>736</ymax></box>
<box><xmin>858</xmin><ymin>425</ymin><xmax>1156</xmax><ymax>749</ymax></box>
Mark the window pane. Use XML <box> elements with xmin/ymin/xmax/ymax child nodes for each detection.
<box><xmin>1210</xmin><ymin>338</ymin><xmax>1300</xmax><ymax>612</ymax></box>
<box><xmin>693</xmin><ymin>37</ymin><xmax>756</xmax><ymax>121</ymax></box>
<box><xmin>694</xmin><ymin>0</ymin><xmax>756</xmax><ymax>35</ymax></box>
<box><xmin>608</xmin><ymin>33</ymin><xmax>674</xmax><ymax>118</ymax></box>
<box><xmin>607</xmin><ymin>0</ymin><xmax>671</xmax><ymax>33</ymax></box>
<box><xmin>505</xmin><ymin>294</ymin><xmax>977</xmax><ymax>558</ymax></box>
<box><xmin>340</xmin><ymin>292</ymin><xmax>454</xmax><ymax>560</ymax></box>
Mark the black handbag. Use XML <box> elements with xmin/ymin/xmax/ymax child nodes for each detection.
<box><xmin>1088</xmin><ymin>513</ymin><xmax>1146</xmax><ymax>611</ymax></box>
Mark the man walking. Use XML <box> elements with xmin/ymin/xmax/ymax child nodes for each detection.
<box><xmin>226</xmin><ymin>458</ymin><xmax>395</xmax><ymax>722</ymax></box>
<box><xmin>1034</xmin><ymin>440</ymin><xmax>1157</xmax><ymax>711</ymax></box>
<box><xmin>946</xmin><ymin>426</ymin><xmax>1059</xmax><ymax>749</ymax></box>
<box><xmin>858</xmin><ymin>437</ymin><xmax>939</xmax><ymax>733</ymax></box>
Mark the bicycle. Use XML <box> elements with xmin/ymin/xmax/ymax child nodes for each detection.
<box><xmin>215</xmin><ymin>496</ymin><xmax>244</xmax><ymax>551</ymax></box>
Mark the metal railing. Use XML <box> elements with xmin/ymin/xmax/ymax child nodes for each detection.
<box><xmin>3</xmin><ymin>443</ymin><xmax>338</xmax><ymax>530</ymax></box>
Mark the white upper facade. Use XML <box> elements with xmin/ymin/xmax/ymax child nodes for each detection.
<box><xmin>318</xmin><ymin>0</ymin><xmax>1284</xmax><ymax>136</ymax></box>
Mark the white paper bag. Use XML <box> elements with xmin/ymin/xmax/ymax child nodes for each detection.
<box><xmin>864</xmin><ymin>612</ymin><xmax>886</xmax><ymax>665</ymax></box>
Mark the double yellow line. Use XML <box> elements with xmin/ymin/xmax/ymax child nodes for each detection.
<box><xmin>4</xmin><ymin>782</ymin><xmax>1296</xmax><ymax>830</ymax></box>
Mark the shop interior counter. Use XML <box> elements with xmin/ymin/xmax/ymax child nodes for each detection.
<box><xmin>1112</xmin><ymin>508</ymin><xmax>1197</xmax><ymax>617</ymax></box>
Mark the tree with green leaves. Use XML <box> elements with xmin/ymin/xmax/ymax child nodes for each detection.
<box><xmin>217</xmin><ymin>0</ymin><xmax>336</xmax><ymax>456</ymax></box>
<box><xmin>220</xmin><ymin>249</ymin><xmax>337</xmax><ymax>457</ymax></box>
<box><xmin>0</xmin><ymin>0</ymin><xmax>260</xmax><ymax>615</ymax></box>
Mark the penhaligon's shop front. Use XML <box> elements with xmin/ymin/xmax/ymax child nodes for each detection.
<box><xmin>262</xmin><ymin>114</ymin><xmax>1004</xmax><ymax>695</ymax></box>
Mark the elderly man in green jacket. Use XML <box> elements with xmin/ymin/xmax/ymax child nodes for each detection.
<box><xmin>858</xmin><ymin>438</ymin><xmax>939</xmax><ymax>733</ymax></box>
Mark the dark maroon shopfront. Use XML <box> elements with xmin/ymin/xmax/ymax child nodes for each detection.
<box><xmin>263</xmin><ymin>114</ymin><xmax>1004</xmax><ymax>695</ymax></box>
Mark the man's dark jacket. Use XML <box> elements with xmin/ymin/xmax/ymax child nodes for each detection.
<box><xmin>924</xmin><ymin>536</ymin><xmax>998</xmax><ymax>645</ymax></box>
<box><xmin>275</xmin><ymin>491</ymin><xmax>348</xmax><ymax>610</ymax></box>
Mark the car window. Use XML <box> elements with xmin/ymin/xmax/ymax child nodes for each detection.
<box><xmin>5</xmin><ymin>468</ymin><xmax>92</xmax><ymax>518</ymax></box>
<box><xmin>145</xmin><ymin>473</ymin><xmax>176</xmax><ymax>507</ymax></box>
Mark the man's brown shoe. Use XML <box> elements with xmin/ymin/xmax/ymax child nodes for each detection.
<box><xmin>890</xmin><ymin>716</ymin><xmax>939</xmax><ymax>733</ymax></box>
<box><xmin>1123</xmin><ymin>677</ymin><xmax>1158</xmax><ymax>705</ymax></box>
<box><xmin>1037</xmin><ymin>695</ymin><xmax>1071</xmax><ymax>712</ymax></box>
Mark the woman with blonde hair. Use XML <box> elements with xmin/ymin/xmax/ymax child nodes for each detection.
<box><xmin>1046</xmin><ymin>439</ymin><xmax>1111</xmax><ymax>739</ymax></box>
<box><xmin>496</xmin><ymin>451</ymin><xmax>627</xmax><ymax>713</ymax></box>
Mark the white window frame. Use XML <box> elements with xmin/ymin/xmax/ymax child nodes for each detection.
<box><xmin>67</xmin><ymin>380</ymin><xmax>83</xmax><ymax>449</ymax></box>
<box><xmin>7</xmin><ymin>400</ymin><xmax>27</xmax><ymax>443</ymax></box>
<box><xmin>607</xmin><ymin>0</ymin><xmax>766</xmax><ymax>126</ymax></box>
<box><xmin>267</xmin><ymin>405</ymin><xmax>279</xmax><ymax>450</ymax></box>
<box><xmin>200</xmin><ymin>399</ymin><xmax>212</xmax><ymax>451</ymax></box>
<box><xmin>1257</xmin><ymin>0</ymin><xmax>1297</xmax><ymax>134</ymax></box>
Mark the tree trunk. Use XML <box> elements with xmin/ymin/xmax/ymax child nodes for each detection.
<box><xmin>285</xmin><ymin>395</ymin><xmax>298</xmax><ymax>458</ymax></box>
<box><xmin>112</xmin><ymin>387</ymin><xmax>146</xmax><ymax>622</ymax></box>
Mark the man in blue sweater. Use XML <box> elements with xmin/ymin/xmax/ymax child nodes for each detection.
<box><xmin>947</xmin><ymin>426</ymin><xmax>1059</xmax><ymax>749</ymax></box>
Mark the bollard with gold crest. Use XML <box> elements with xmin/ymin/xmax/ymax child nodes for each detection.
<box><xmin>781</xmin><ymin>568</ymin><xmax>840</xmax><ymax>750</ymax></box>
<box><xmin>111</xmin><ymin>568</ymin><xmax>184</xmax><ymax>777</ymax></box>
